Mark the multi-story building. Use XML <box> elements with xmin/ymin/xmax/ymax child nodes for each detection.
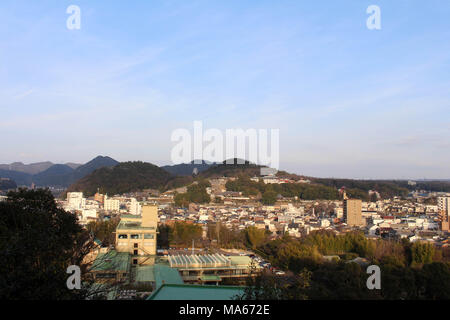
<box><xmin>67</xmin><ymin>192</ymin><xmax>85</xmax><ymax>210</ymax></box>
<box><xmin>115</xmin><ymin>205</ymin><xmax>158</xmax><ymax>265</ymax></box>
<box><xmin>438</xmin><ymin>196</ymin><xmax>450</xmax><ymax>231</ymax></box>
<box><xmin>129</xmin><ymin>198</ymin><xmax>142</xmax><ymax>216</ymax></box>
<box><xmin>104</xmin><ymin>195</ymin><xmax>120</xmax><ymax>211</ymax></box>
<box><xmin>344</xmin><ymin>199</ymin><xmax>363</xmax><ymax>227</ymax></box>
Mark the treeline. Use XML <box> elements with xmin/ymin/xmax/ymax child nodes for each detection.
<box><xmin>226</xmin><ymin>176</ymin><xmax>341</xmax><ymax>204</ymax></box>
<box><xmin>157</xmin><ymin>222</ymin><xmax>270</xmax><ymax>250</ymax></box>
<box><xmin>311</xmin><ymin>178</ymin><xmax>411</xmax><ymax>199</ymax></box>
<box><xmin>245</xmin><ymin>231</ymin><xmax>450</xmax><ymax>300</ymax></box>
<box><xmin>157</xmin><ymin>222</ymin><xmax>203</xmax><ymax>247</ymax></box>
<box><xmin>174</xmin><ymin>181</ymin><xmax>211</xmax><ymax>207</ymax></box>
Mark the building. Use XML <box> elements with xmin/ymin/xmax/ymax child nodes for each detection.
<box><xmin>130</xmin><ymin>198</ymin><xmax>142</xmax><ymax>216</ymax></box>
<box><xmin>94</xmin><ymin>192</ymin><xmax>105</xmax><ymax>204</ymax></box>
<box><xmin>344</xmin><ymin>199</ymin><xmax>363</xmax><ymax>227</ymax></box>
<box><xmin>115</xmin><ymin>205</ymin><xmax>158</xmax><ymax>265</ymax></box>
<box><xmin>167</xmin><ymin>254</ymin><xmax>257</xmax><ymax>285</ymax></box>
<box><xmin>89</xmin><ymin>250</ymin><xmax>131</xmax><ymax>282</ymax></box>
<box><xmin>104</xmin><ymin>195</ymin><xmax>120</xmax><ymax>211</ymax></box>
<box><xmin>438</xmin><ymin>196</ymin><xmax>450</xmax><ymax>231</ymax></box>
<box><xmin>67</xmin><ymin>192</ymin><xmax>85</xmax><ymax>210</ymax></box>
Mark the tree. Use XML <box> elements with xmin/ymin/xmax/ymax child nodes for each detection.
<box><xmin>245</xmin><ymin>226</ymin><xmax>268</xmax><ymax>249</ymax></box>
<box><xmin>261</xmin><ymin>190</ymin><xmax>277</xmax><ymax>205</ymax></box>
<box><xmin>0</xmin><ymin>189</ymin><xmax>93</xmax><ymax>300</ymax></box>
<box><xmin>411</xmin><ymin>242</ymin><xmax>435</xmax><ymax>265</ymax></box>
<box><xmin>86</xmin><ymin>218</ymin><xmax>119</xmax><ymax>247</ymax></box>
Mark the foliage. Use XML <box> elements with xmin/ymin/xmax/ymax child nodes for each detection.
<box><xmin>169</xmin><ymin>222</ymin><xmax>203</xmax><ymax>246</ymax></box>
<box><xmin>67</xmin><ymin>161</ymin><xmax>174</xmax><ymax>196</ymax></box>
<box><xmin>245</xmin><ymin>226</ymin><xmax>269</xmax><ymax>249</ymax></box>
<box><xmin>86</xmin><ymin>218</ymin><xmax>119</xmax><ymax>247</ymax></box>
<box><xmin>0</xmin><ymin>189</ymin><xmax>93</xmax><ymax>300</ymax></box>
<box><xmin>410</xmin><ymin>242</ymin><xmax>435</xmax><ymax>265</ymax></box>
<box><xmin>174</xmin><ymin>181</ymin><xmax>211</xmax><ymax>207</ymax></box>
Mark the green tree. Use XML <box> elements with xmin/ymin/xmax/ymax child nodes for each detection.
<box><xmin>0</xmin><ymin>189</ymin><xmax>93</xmax><ymax>300</ymax></box>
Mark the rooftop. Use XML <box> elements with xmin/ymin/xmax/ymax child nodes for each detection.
<box><xmin>90</xmin><ymin>250</ymin><xmax>130</xmax><ymax>272</ymax></box>
<box><xmin>117</xmin><ymin>220</ymin><xmax>156</xmax><ymax>231</ymax></box>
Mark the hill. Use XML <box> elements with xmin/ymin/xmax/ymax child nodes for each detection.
<box><xmin>162</xmin><ymin>160</ymin><xmax>214</xmax><ymax>176</ymax></box>
<box><xmin>0</xmin><ymin>178</ymin><xmax>17</xmax><ymax>191</ymax></box>
<box><xmin>70</xmin><ymin>156</ymin><xmax>119</xmax><ymax>183</ymax></box>
<box><xmin>198</xmin><ymin>159</ymin><xmax>266</xmax><ymax>178</ymax></box>
<box><xmin>0</xmin><ymin>162</ymin><xmax>53</xmax><ymax>175</ymax></box>
<box><xmin>33</xmin><ymin>164</ymin><xmax>75</xmax><ymax>187</ymax></box>
<box><xmin>0</xmin><ymin>169</ymin><xmax>32</xmax><ymax>186</ymax></box>
<box><xmin>0</xmin><ymin>156</ymin><xmax>119</xmax><ymax>188</ymax></box>
<box><xmin>66</xmin><ymin>161</ymin><xmax>175</xmax><ymax>196</ymax></box>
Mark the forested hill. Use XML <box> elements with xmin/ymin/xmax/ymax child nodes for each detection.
<box><xmin>198</xmin><ymin>159</ymin><xmax>266</xmax><ymax>178</ymax></box>
<box><xmin>66</xmin><ymin>161</ymin><xmax>181</xmax><ymax>196</ymax></box>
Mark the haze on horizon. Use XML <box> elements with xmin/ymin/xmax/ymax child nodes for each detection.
<box><xmin>1</xmin><ymin>1</ymin><xmax>449</xmax><ymax>180</ymax></box>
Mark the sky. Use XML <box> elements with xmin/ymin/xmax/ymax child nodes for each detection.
<box><xmin>1</xmin><ymin>0</ymin><xmax>449</xmax><ymax>179</ymax></box>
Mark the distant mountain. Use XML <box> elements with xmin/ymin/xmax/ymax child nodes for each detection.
<box><xmin>162</xmin><ymin>160</ymin><xmax>214</xmax><ymax>176</ymax></box>
<box><xmin>32</xmin><ymin>156</ymin><xmax>119</xmax><ymax>188</ymax></box>
<box><xmin>33</xmin><ymin>164</ymin><xmax>75</xmax><ymax>187</ymax></box>
<box><xmin>65</xmin><ymin>163</ymin><xmax>82</xmax><ymax>170</ymax></box>
<box><xmin>0</xmin><ymin>156</ymin><xmax>119</xmax><ymax>188</ymax></box>
<box><xmin>0</xmin><ymin>169</ymin><xmax>32</xmax><ymax>186</ymax></box>
<box><xmin>70</xmin><ymin>156</ymin><xmax>119</xmax><ymax>183</ymax></box>
<box><xmin>67</xmin><ymin>161</ymin><xmax>174</xmax><ymax>196</ymax></box>
<box><xmin>0</xmin><ymin>162</ymin><xmax>53</xmax><ymax>175</ymax></box>
<box><xmin>0</xmin><ymin>178</ymin><xmax>17</xmax><ymax>191</ymax></box>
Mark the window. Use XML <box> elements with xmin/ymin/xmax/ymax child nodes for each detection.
<box><xmin>118</xmin><ymin>234</ymin><xmax>128</xmax><ymax>239</ymax></box>
<box><xmin>133</xmin><ymin>250</ymin><xmax>138</xmax><ymax>255</ymax></box>
<box><xmin>134</xmin><ymin>243</ymin><xmax>138</xmax><ymax>248</ymax></box>
<box><xmin>130</xmin><ymin>234</ymin><xmax>140</xmax><ymax>239</ymax></box>
<box><xmin>133</xmin><ymin>259</ymin><xmax>138</xmax><ymax>265</ymax></box>
<box><xmin>144</xmin><ymin>234</ymin><xmax>154</xmax><ymax>239</ymax></box>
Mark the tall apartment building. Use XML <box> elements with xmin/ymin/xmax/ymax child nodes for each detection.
<box><xmin>67</xmin><ymin>192</ymin><xmax>85</xmax><ymax>210</ymax></box>
<box><xmin>115</xmin><ymin>205</ymin><xmax>158</xmax><ymax>265</ymax></box>
<box><xmin>438</xmin><ymin>196</ymin><xmax>450</xmax><ymax>231</ymax></box>
<box><xmin>344</xmin><ymin>199</ymin><xmax>363</xmax><ymax>227</ymax></box>
<box><xmin>104</xmin><ymin>195</ymin><xmax>120</xmax><ymax>211</ymax></box>
<box><xmin>129</xmin><ymin>198</ymin><xmax>142</xmax><ymax>216</ymax></box>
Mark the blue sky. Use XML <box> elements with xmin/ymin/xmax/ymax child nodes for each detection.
<box><xmin>1</xmin><ymin>0</ymin><xmax>449</xmax><ymax>179</ymax></box>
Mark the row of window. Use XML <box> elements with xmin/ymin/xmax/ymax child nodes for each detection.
<box><xmin>118</xmin><ymin>233</ymin><xmax>154</xmax><ymax>239</ymax></box>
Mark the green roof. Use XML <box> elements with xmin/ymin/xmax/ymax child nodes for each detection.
<box><xmin>135</xmin><ymin>266</ymin><xmax>156</xmax><ymax>283</ymax></box>
<box><xmin>148</xmin><ymin>284</ymin><xmax>244</xmax><ymax>300</ymax></box>
<box><xmin>90</xmin><ymin>250</ymin><xmax>130</xmax><ymax>272</ymax></box>
<box><xmin>154</xmin><ymin>264</ymin><xmax>184</xmax><ymax>288</ymax></box>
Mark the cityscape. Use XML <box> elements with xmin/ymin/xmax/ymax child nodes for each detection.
<box><xmin>0</xmin><ymin>0</ymin><xmax>449</xmax><ymax>311</ymax></box>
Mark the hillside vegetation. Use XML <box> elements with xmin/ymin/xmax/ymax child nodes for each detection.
<box><xmin>66</xmin><ymin>161</ymin><xmax>175</xmax><ymax>196</ymax></box>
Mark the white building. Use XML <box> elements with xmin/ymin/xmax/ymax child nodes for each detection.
<box><xmin>129</xmin><ymin>198</ymin><xmax>142</xmax><ymax>215</ymax></box>
<box><xmin>438</xmin><ymin>196</ymin><xmax>450</xmax><ymax>219</ymax></box>
<box><xmin>104</xmin><ymin>195</ymin><xmax>120</xmax><ymax>212</ymax></box>
<box><xmin>67</xmin><ymin>192</ymin><xmax>86</xmax><ymax>210</ymax></box>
